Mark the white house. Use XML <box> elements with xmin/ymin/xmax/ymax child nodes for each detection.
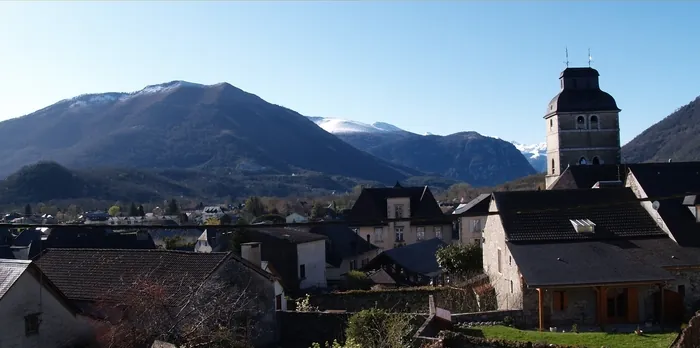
<box><xmin>202</xmin><ymin>206</ymin><xmax>228</xmax><ymax>221</ymax></box>
<box><xmin>194</xmin><ymin>229</ymin><xmax>213</xmax><ymax>253</ymax></box>
<box><xmin>240</xmin><ymin>242</ymin><xmax>288</xmax><ymax>311</ymax></box>
<box><xmin>0</xmin><ymin>259</ymin><xmax>91</xmax><ymax>347</ymax></box>
<box><xmin>308</xmin><ymin>225</ymin><xmax>380</xmax><ymax>283</ymax></box>
<box><xmin>286</xmin><ymin>213</ymin><xmax>308</xmax><ymax>224</ymax></box>
<box><xmin>452</xmin><ymin>194</ymin><xmax>491</xmax><ymax>246</ymax></box>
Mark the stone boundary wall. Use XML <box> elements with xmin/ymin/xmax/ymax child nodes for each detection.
<box><xmin>674</xmin><ymin>311</ymin><xmax>700</xmax><ymax>348</ymax></box>
<box><xmin>453</xmin><ymin>309</ymin><xmax>524</xmax><ymax>326</ymax></box>
<box><xmin>308</xmin><ymin>286</ymin><xmax>478</xmax><ymax>313</ymax></box>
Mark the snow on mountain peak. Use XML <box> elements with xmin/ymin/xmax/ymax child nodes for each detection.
<box><xmin>308</xmin><ymin>117</ymin><xmax>405</xmax><ymax>134</ymax></box>
<box><xmin>511</xmin><ymin>141</ymin><xmax>547</xmax><ymax>159</ymax></box>
<box><xmin>61</xmin><ymin>81</ymin><xmax>220</xmax><ymax>108</ymax></box>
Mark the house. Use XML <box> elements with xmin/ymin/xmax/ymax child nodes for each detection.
<box><xmin>242</xmin><ymin>242</ymin><xmax>288</xmax><ymax>311</ymax></box>
<box><xmin>361</xmin><ymin>238</ymin><xmax>448</xmax><ymax>287</ymax></box>
<box><xmin>308</xmin><ymin>225</ymin><xmax>380</xmax><ymax>283</ymax></box>
<box><xmin>35</xmin><ymin>248</ymin><xmax>279</xmax><ymax>347</ymax></box>
<box><xmin>201</xmin><ymin>206</ymin><xmax>228</xmax><ymax>221</ymax></box>
<box><xmin>0</xmin><ymin>259</ymin><xmax>92</xmax><ymax>347</ymax></box>
<box><xmin>483</xmin><ymin>187</ymin><xmax>700</xmax><ymax>329</ymax></box>
<box><xmin>286</xmin><ymin>212</ymin><xmax>308</xmax><ymax>224</ymax></box>
<box><xmin>347</xmin><ymin>182</ymin><xmax>452</xmax><ymax>250</ymax></box>
<box><xmin>194</xmin><ymin>229</ymin><xmax>213</xmax><ymax>253</ymax></box>
<box><xmin>241</xmin><ymin>227</ymin><xmax>328</xmax><ymax>293</ymax></box>
<box><xmin>452</xmin><ymin>194</ymin><xmax>491</xmax><ymax>246</ymax></box>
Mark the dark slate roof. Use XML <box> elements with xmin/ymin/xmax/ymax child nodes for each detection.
<box><xmin>628</xmin><ymin>162</ymin><xmax>700</xmax><ymax>246</ymax></box>
<box><xmin>452</xmin><ymin>194</ymin><xmax>491</xmax><ymax>216</ymax></box>
<box><xmin>546</xmin><ymin>67</ymin><xmax>619</xmax><ymax>116</ymax></box>
<box><xmin>35</xmin><ymin>249</ymin><xmax>271</xmax><ymax>302</ymax></box>
<box><xmin>494</xmin><ymin>187</ymin><xmax>665</xmax><ymax>242</ymax></box>
<box><xmin>45</xmin><ymin>226</ymin><xmax>157</xmax><ymax>250</ymax></box>
<box><xmin>367</xmin><ymin>238</ymin><xmax>447</xmax><ymax>276</ymax></box>
<box><xmin>13</xmin><ymin>228</ymin><xmax>43</xmax><ymax>247</ymax></box>
<box><xmin>251</xmin><ymin>227</ymin><xmax>327</xmax><ymax>244</ymax></box>
<box><xmin>622</xmin><ymin>238</ymin><xmax>700</xmax><ymax>268</ymax></box>
<box><xmin>348</xmin><ymin>185</ymin><xmax>444</xmax><ymax>224</ymax></box>
<box><xmin>549</xmin><ymin>164</ymin><xmax>628</xmax><ymax>190</ymax></box>
<box><xmin>308</xmin><ymin>225</ymin><xmax>378</xmax><ymax>268</ymax></box>
<box><xmin>508</xmin><ymin>239</ymin><xmax>675</xmax><ymax>287</ymax></box>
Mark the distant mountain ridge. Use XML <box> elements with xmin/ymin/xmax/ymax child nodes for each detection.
<box><xmin>308</xmin><ymin>116</ymin><xmax>543</xmax><ymax>181</ymax></box>
<box><xmin>0</xmin><ymin>81</ymin><xmax>420</xmax><ymax>184</ymax></box>
<box><xmin>307</xmin><ymin>116</ymin><xmax>537</xmax><ymax>186</ymax></box>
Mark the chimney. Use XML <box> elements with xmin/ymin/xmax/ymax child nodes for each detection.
<box><xmin>241</xmin><ymin>242</ymin><xmax>262</xmax><ymax>268</ymax></box>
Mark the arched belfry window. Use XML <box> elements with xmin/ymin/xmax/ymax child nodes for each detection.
<box><xmin>592</xmin><ymin>156</ymin><xmax>601</xmax><ymax>165</ymax></box>
<box><xmin>579</xmin><ymin>157</ymin><xmax>588</xmax><ymax>165</ymax></box>
<box><xmin>590</xmin><ymin>115</ymin><xmax>599</xmax><ymax>130</ymax></box>
<box><xmin>576</xmin><ymin>116</ymin><xmax>586</xmax><ymax>129</ymax></box>
<box><xmin>551</xmin><ymin>159</ymin><xmax>555</xmax><ymax>174</ymax></box>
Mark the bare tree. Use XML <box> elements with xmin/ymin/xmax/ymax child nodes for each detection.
<box><xmin>91</xmin><ymin>271</ymin><xmax>268</xmax><ymax>348</ymax></box>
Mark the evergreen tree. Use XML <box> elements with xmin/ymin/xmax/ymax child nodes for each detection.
<box><xmin>167</xmin><ymin>199</ymin><xmax>179</xmax><ymax>215</ymax></box>
<box><xmin>129</xmin><ymin>203</ymin><xmax>139</xmax><ymax>217</ymax></box>
<box><xmin>137</xmin><ymin>204</ymin><xmax>146</xmax><ymax>217</ymax></box>
<box><xmin>24</xmin><ymin>204</ymin><xmax>32</xmax><ymax>216</ymax></box>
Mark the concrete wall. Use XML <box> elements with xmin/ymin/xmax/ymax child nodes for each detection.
<box><xmin>0</xmin><ymin>271</ymin><xmax>92</xmax><ymax>348</ymax></box>
<box><xmin>297</xmin><ymin>239</ymin><xmax>327</xmax><ymax>289</ymax></box>
<box><xmin>482</xmin><ymin>200</ymin><xmax>524</xmax><ymax>311</ymax></box>
<box><xmin>459</xmin><ymin>216</ymin><xmax>485</xmax><ymax>246</ymax></box>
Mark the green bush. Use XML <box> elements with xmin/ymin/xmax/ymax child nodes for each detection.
<box><xmin>341</xmin><ymin>270</ymin><xmax>373</xmax><ymax>290</ymax></box>
<box><xmin>345</xmin><ymin>309</ymin><xmax>413</xmax><ymax>348</ymax></box>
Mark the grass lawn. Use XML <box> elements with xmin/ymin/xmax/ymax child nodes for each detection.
<box><xmin>469</xmin><ymin>325</ymin><xmax>678</xmax><ymax>348</ymax></box>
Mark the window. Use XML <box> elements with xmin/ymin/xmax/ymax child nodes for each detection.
<box><xmin>592</xmin><ymin>156</ymin><xmax>601</xmax><ymax>165</ymax></box>
<box><xmin>576</xmin><ymin>115</ymin><xmax>586</xmax><ymax>129</ymax></box>
<box><xmin>474</xmin><ymin>238</ymin><xmax>481</xmax><ymax>245</ymax></box>
<box><xmin>549</xmin><ymin>119</ymin><xmax>553</xmax><ymax>130</ymax></box>
<box><xmin>551</xmin><ymin>159</ymin><xmax>555</xmax><ymax>174</ymax></box>
<box><xmin>366</xmin><ymin>234</ymin><xmax>371</xmax><ymax>243</ymax></box>
<box><xmin>394</xmin><ymin>204</ymin><xmax>404</xmax><ymax>219</ymax></box>
<box><xmin>509</xmin><ymin>255</ymin><xmax>512</xmax><ymax>266</ymax></box>
<box><xmin>578</xmin><ymin>157</ymin><xmax>588</xmax><ymax>165</ymax></box>
<box><xmin>553</xmin><ymin>291</ymin><xmax>568</xmax><ymax>311</ymax></box>
<box><xmin>435</xmin><ymin>226</ymin><xmax>443</xmax><ymax>239</ymax></box>
<box><xmin>679</xmin><ymin>285</ymin><xmax>686</xmax><ymax>297</ymax></box>
<box><xmin>25</xmin><ymin>313</ymin><xmax>40</xmax><ymax>336</ymax></box>
<box><xmin>590</xmin><ymin>115</ymin><xmax>599</xmax><ymax>129</ymax></box>
<box><xmin>374</xmin><ymin>227</ymin><xmax>383</xmax><ymax>242</ymax></box>
<box><xmin>361</xmin><ymin>258</ymin><xmax>369</xmax><ymax>267</ymax></box>
<box><xmin>497</xmin><ymin>248</ymin><xmax>502</xmax><ymax>273</ymax></box>
<box><xmin>395</xmin><ymin>227</ymin><xmax>404</xmax><ymax>242</ymax></box>
<box><xmin>349</xmin><ymin>260</ymin><xmax>357</xmax><ymax>270</ymax></box>
<box><xmin>510</xmin><ymin>280</ymin><xmax>514</xmax><ymax>293</ymax></box>
<box><xmin>299</xmin><ymin>264</ymin><xmax>306</xmax><ymax>279</ymax></box>
<box><xmin>276</xmin><ymin>294</ymin><xmax>283</xmax><ymax>310</ymax></box>
<box><xmin>472</xmin><ymin>219</ymin><xmax>482</xmax><ymax>233</ymax></box>
<box><xmin>416</xmin><ymin>227</ymin><xmax>425</xmax><ymax>241</ymax></box>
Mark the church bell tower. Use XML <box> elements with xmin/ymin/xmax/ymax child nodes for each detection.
<box><xmin>544</xmin><ymin>67</ymin><xmax>622</xmax><ymax>188</ymax></box>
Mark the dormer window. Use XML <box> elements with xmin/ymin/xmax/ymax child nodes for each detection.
<box><xmin>576</xmin><ymin>116</ymin><xmax>586</xmax><ymax>129</ymax></box>
<box><xmin>682</xmin><ymin>195</ymin><xmax>700</xmax><ymax>222</ymax></box>
<box><xmin>570</xmin><ymin>219</ymin><xmax>596</xmax><ymax>233</ymax></box>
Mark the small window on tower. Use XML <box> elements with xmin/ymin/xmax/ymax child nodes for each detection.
<box><xmin>590</xmin><ymin>115</ymin><xmax>599</xmax><ymax>129</ymax></box>
<box><xmin>576</xmin><ymin>116</ymin><xmax>586</xmax><ymax>129</ymax></box>
<box><xmin>549</xmin><ymin>119</ymin><xmax>553</xmax><ymax>130</ymax></box>
<box><xmin>579</xmin><ymin>157</ymin><xmax>588</xmax><ymax>165</ymax></box>
<box><xmin>551</xmin><ymin>159</ymin><xmax>555</xmax><ymax>174</ymax></box>
<box><xmin>592</xmin><ymin>156</ymin><xmax>600</xmax><ymax>165</ymax></box>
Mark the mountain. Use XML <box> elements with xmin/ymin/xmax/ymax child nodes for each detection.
<box><xmin>623</xmin><ymin>96</ymin><xmax>700</xmax><ymax>163</ymax></box>
<box><xmin>309</xmin><ymin>117</ymin><xmax>537</xmax><ymax>186</ymax></box>
<box><xmin>0</xmin><ymin>161</ymin><xmax>381</xmax><ymax>206</ymax></box>
<box><xmin>0</xmin><ymin>81</ymin><xmax>421</xmax><ymax>183</ymax></box>
<box><xmin>511</xmin><ymin>141</ymin><xmax>547</xmax><ymax>172</ymax></box>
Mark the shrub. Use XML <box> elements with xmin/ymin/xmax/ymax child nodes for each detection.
<box><xmin>341</xmin><ymin>270</ymin><xmax>373</xmax><ymax>291</ymax></box>
<box><xmin>345</xmin><ymin>309</ymin><xmax>413</xmax><ymax>348</ymax></box>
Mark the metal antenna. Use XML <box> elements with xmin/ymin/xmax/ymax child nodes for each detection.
<box><xmin>564</xmin><ymin>47</ymin><xmax>569</xmax><ymax>67</ymax></box>
<box><xmin>588</xmin><ymin>48</ymin><xmax>593</xmax><ymax>67</ymax></box>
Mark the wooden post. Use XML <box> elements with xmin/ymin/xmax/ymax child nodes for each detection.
<box><xmin>600</xmin><ymin>286</ymin><xmax>607</xmax><ymax>327</ymax></box>
<box><xmin>659</xmin><ymin>283</ymin><xmax>665</xmax><ymax>330</ymax></box>
<box><xmin>537</xmin><ymin>288</ymin><xmax>544</xmax><ymax>331</ymax></box>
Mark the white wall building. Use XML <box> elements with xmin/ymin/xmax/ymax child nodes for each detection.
<box><xmin>0</xmin><ymin>259</ymin><xmax>91</xmax><ymax>348</ymax></box>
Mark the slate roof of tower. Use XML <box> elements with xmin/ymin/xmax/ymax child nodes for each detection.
<box><xmin>493</xmin><ymin>187</ymin><xmax>665</xmax><ymax>242</ymax></box>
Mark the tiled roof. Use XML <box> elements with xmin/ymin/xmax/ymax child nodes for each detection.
<box><xmin>0</xmin><ymin>259</ymin><xmax>30</xmax><ymax>299</ymax></box>
<box><xmin>348</xmin><ymin>185</ymin><xmax>444</xmax><ymax>223</ymax></box>
<box><xmin>453</xmin><ymin>194</ymin><xmax>491</xmax><ymax>216</ymax></box>
<box><xmin>508</xmin><ymin>239</ymin><xmax>676</xmax><ymax>287</ymax></box>
<box><xmin>494</xmin><ymin>187</ymin><xmax>665</xmax><ymax>242</ymax></box>
<box><xmin>251</xmin><ymin>227</ymin><xmax>327</xmax><ymax>244</ymax></box>
<box><xmin>309</xmin><ymin>225</ymin><xmax>378</xmax><ymax>267</ymax></box>
<box><xmin>35</xmin><ymin>249</ymin><xmax>237</xmax><ymax>302</ymax></box>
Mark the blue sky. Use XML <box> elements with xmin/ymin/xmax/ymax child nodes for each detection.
<box><xmin>0</xmin><ymin>1</ymin><xmax>698</xmax><ymax>145</ymax></box>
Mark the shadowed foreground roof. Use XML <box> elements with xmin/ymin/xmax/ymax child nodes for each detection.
<box><xmin>507</xmin><ymin>238</ymin><xmax>695</xmax><ymax>287</ymax></box>
<box><xmin>365</xmin><ymin>238</ymin><xmax>447</xmax><ymax>277</ymax></box>
<box><xmin>35</xmin><ymin>248</ymin><xmax>271</xmax><ymax>302</ymax></box>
